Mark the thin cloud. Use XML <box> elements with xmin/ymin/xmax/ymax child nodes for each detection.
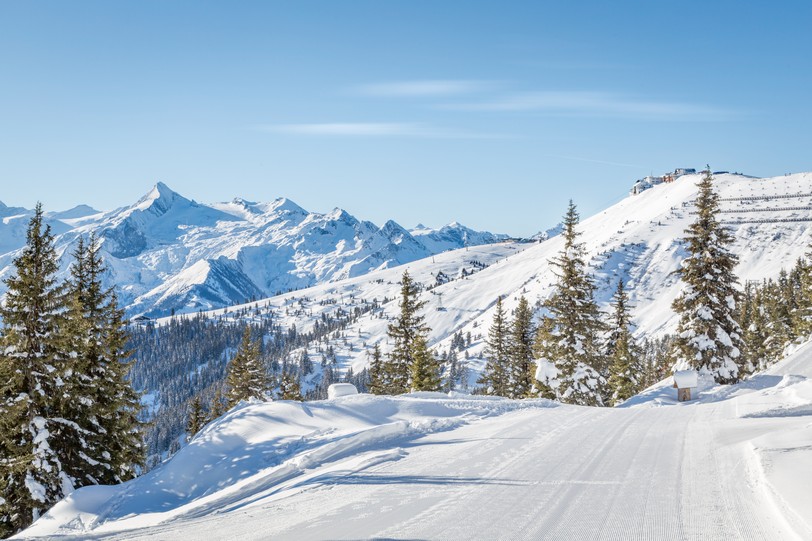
<box><xmin>258</xmin><ymin>122</ymin><xmax>508</xmax><ymax>139</ymax></box>
<box><xmin>446</xmin><ymin>91</ymin><xmax>738</xmax><ymax>120</ymax></box>
<box><xmin>357</xmin><ymin>80</ymin><xmax>499</xmax><ymax>97</ymax></box>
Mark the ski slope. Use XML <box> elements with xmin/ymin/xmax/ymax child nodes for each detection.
<box><xmin>20</xmin><ymin>342</ymin><xmax>812</xmax><ymax>540</ymax></box>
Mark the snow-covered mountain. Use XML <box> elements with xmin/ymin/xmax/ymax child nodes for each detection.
<box><xmin>0</xmin><ymin>183</ymin><xmax>509</xmax><ymax>317</ymax></box>
<box><xmin>158</xmin><ymin>172</ymin><xmax>812</xmax><ymax>390</ymax></box>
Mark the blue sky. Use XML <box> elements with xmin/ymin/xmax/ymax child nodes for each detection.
<box><xmin>1</xmin><ymin>1</ymin><xmax>811</xmax><ymax>236</ymax></box>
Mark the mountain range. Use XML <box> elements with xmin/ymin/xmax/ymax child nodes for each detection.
<box><xmin>0</xmin><ymin>183</ymin><xmax>509</xmax><ymax>317</ymax></box>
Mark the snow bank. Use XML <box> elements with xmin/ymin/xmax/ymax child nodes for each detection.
<box><xmin>22</xmin><ymin>393</ymin><xmax>556</xmax><ymax>538</ymax></box>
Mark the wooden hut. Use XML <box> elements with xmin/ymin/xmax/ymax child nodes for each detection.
<box><xmin>673</xmin><ymin>370</ymin><xmax>698</xmax><ymax>402</ymax></box>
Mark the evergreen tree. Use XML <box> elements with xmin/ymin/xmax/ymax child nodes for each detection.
<box><xmin>410</xmin><ymin>334</ymin><xmax>441</xmax><ymax>392</ymax></box>
<box><xmin>384</xmin><ymin>270</ymin><xmax>428</xmax><ymax>394</ymax></box>
<box><xmin>478</xmin><ymin>296</ymin><xmax>510</xmax><ymax>396</ymax></box>
<box><xmin>367</xmin><ymin>343</ymin><xmax>386</xmax><ymax>395</ymax></box>
<box><xmin>533</xmin><ymin>201</ymin><xmax>607</xmax><ymax>406</ymax></box>
<box><xmin>740</xmin><ymin>281</ymin><xmax>770</xmax><ymax>372</ymax></box>
<box><xmin>278</xmin><ymin>372</ymin><xmax>303</xmax><ymax>401</ymax></box>
<box><xmin>671</xmin><ymin>170</ymin><xmax>745</xmax><ymax>384</ymax></box>
<box><xmin>0</xmin><ymin>205</ymin><xmax>68</xmax><ymax>536</ymax></box>
<box><xmin>441</xmin><ymin>349</ymin><xmax>463</xmax><ymax>392</ymax></box>
<box><xmin>606</xmin><ymin>278</ymin><xmax>641</xmax><ymax>405</ymax></box>
<box><xmin>796</xmin><ymin>254</ymin><xmax>812</xmax><ymax>335</ymax></box>
<box><xmin>63</xmin><ymin>233</ymin><xmax>143</xmax><ymax>486</ymax></box>
<box><xmin>226</xmin><ymin>326</ymin><xmax>266</xmax><ymax>407</ymax></box>
<box><xmin>208</xmin><ymin>387</ymin><xmax>228</xmax><ymax>421</ymax></box>
<box><xmin>507</xmin><ymin>296</ymin><xmax>535</xmax><ymax>398</ymax></box>
<box><xmin>185</xmin><ymin>396</ymin><xmax>206</xmax><ymax>442</ymax></box>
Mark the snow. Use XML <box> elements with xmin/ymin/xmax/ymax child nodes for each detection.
<box><xmin>673</xmin><ymin>369</ymin><xmax>698</xmax><ymax>388</ymax></box>
<box><xmin>326</xmin><ymin>383</ymin><xmax>358</xmax><ymax>399</ymax></box>
<box><xmin>18</xmin><ymin>337</ymin><xmax>812</xmax><ymax>540</ymax></box>
<box><xmin>534</xmin><ymin>358</ymin><xmax>560</xmax><ymax>387</ymax></box>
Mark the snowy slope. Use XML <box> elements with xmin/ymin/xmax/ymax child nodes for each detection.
<box><xmin>0</xmin><ymin>184</ymin><xmax>509</xmax><ymax>317</ymax></box>
<box><xmin>20</xmin><ymin>337</ymin><xmax>812</xmax><ymax>540</ymax></box>
<box><xmin>162</xmin><ymin>172</ymin><xmax>812</xmax><ymax>390</ymax></box>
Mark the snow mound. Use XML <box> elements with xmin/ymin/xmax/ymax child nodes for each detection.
<box><xmin>22</xmin><ymin>394</ymin><xmax>555</xmax><ymax>538</ymax></box>
<box><xmin>327</xmin><ymin>383</ymin><xmax>358</xmax><ymax>399</ymax></box>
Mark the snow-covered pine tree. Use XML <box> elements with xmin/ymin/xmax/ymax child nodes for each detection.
<box><xmin>739</xmin><ymin>281</ymin><xmax>769</xmax><ymax>372</ymax></box>
<box><xmin>278</xmin><ymin>371</ymin><xmax>303</xmax><ymax>401</ymax></box>
<box><xmin>0</xmin><ymin>204</ymin><xmax>69</xmax><ymax>536</ymax></box>
<box><xmin>208</xmin><ymin>386</ymin><xmax>228</xmax><ymax>422</ymax></box>
<box><xmin>185</xmin><ymin>396</ymin><xmax>206</xmax><ymax>441</ymax></box>
<box><xmin>226</xmin><ymin>326</ymin><xmax>266</xmax><ymax>407</ymax></box>
<box><xmin>533</xmin><ymin>201</ymin><xmax>607</xmax><ymax>406</ymax></box>
<box><xmin>671</xmin><ymin>170</ymin><xmax>744</xmax><ymax>384</ymax></box>
<box><xmin>367</xmin><ymin>343</ymin><xmax>386</xmax><ymax>394</ymax></box>
<box><xmin>507</xmin><ymin>296</ymin><xmax>535</xmax><ymax>398</ymax></box>
<box><xmin>606</xmin><ymin>278</ymin><xmax>641</xmax><ymax>405</ymax></box>
<box><xmin>385</xmin><ymin>270</ymin><xmax>429</xmax><ymax>394</ymax></box>
<box><xmin>796</xmin><ymin>252</ymin><xmax>812</xmax><ymax>335</ymax></box>
<box><xmin>63</xmin><ymin>233</ymin><xmax>143</xmax><ymax>486</ymax></box>
<box><xmin>410</xmin><ymin>334</ymin><xmax>441</xmax><ymax>392</ymax></box>
<box><xmin>478</xmin><ymin>296</ymin><xmax>510</xmax><ymax>396</ymax></box>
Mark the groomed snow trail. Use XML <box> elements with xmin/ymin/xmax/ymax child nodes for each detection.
<box><xmin>70</xmin><ymin>400</ymin><xmax>802</xmax><ymax>540</ymax></box>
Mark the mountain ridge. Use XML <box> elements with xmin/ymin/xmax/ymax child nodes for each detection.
<box><xmin>0</xmin><ymin>183</ymin><xmax>510</xmax><ymax>317</ymax></box>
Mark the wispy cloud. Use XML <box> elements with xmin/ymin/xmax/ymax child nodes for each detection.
<box><xmin>258</xmin><ymin>122</ymin><xmax>508</xmax><ymax>139</ymax></box>
<box><xmin>356</xmin><ymin>79</ymin><xmax>499</xmax><ymax>98</ymax></box>
<box><xmin>446</xmin><ymin>91</ymin><xmax>737</xmax><ymax>121</ymax></box>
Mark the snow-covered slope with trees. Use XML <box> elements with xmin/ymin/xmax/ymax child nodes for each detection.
<box><xmin>0</xmin><ymin>184</ymin><xmax>508</xmax><ymax>318</ymax></box>
<box><xmin>161</xmin><ymin>172</ymin><xmax>812</xmax><ymax>391</ymax></box>
<box><xmin>20</xmin><ymin>337</ymin><xmax>812</xmax><ymax>540</ymax></box>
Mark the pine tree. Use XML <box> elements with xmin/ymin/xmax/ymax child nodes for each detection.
<box><xmin>606</xmin><ymin>279</ymin><xmax>641</xmax><ymax>405</ymax></box>
<box><xmin>671</xmin><ymin>170</ymin><xmax>745</xmax><ymax>384</ymax></box>
<box><xmin>367</xmin><ymin>343</ymin><xmax>386</xmax><ymax>395</ymax></box>
<box><xmin>278</xmin><ymin>372</ymin><xmax>303</xmax><ymax>401</ymax></box>
<box><xmin>208</xmin><ymin>386</ymin><xmax>228</xmax><ymax>421</ymax></box>
<box><xmin>507</xmin><ymin>296</ymin><xmax>535</xmax><ymax>398</ymax></box>
<box><xmin>478</xmin><ymin>296</ymin><xmax>510</xmax><ymax>396</ymax></box>
<box><xmin>0</xmin><ymin>205</ymin><xmax>68</xmax><ymax>536</ymax></box>
<box><xmin>797</xmin><ymin>253</ymin><xmax>812</xmax><ymax>335</ymax></box>
<box><xmin>442</xmin><ymin>349</ymin><xmax>459</xmax><ymax>392</ymax></box>
<box><xmin>226</xmin><ymin>326</ymin><xmax>266</xmax><ymax>407</ymax></box>
<box><xmin>63</xmin><ymin>233</ymin><xmax>143</xmax><ymax>486</ymax></box>
<box><xmin>740</xmin><ymin>281</ymin><xmax>769</xmax><ymax>372</ymax></box>
<box><xmin>410</xmin><ymin>334</ymin><xmax>441</xmax><ymax>392</ymax></box>
<box><xmin>384</xmin><ymin>270</ymin><xmax>428</xmax><ymax>394</ymax></box>
<box><xmin>185</xmin><ymin>396</ymin><xmax>206</xmax><ymax>442</ymax></box>
<box><xmin>533</xmin><ymin>201</ymin><xmax>607</xmax><ymax>406</ymax></box>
